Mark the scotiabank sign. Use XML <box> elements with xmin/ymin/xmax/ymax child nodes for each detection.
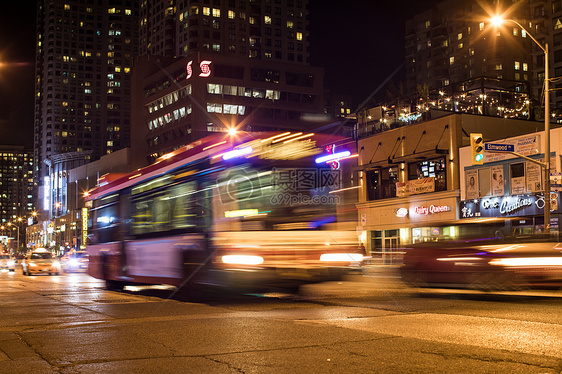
<box><xmin>186</xmin><ymin>60</ymin><xmax>212</xmax><ymax>80</ymax></box>
<box><xmin>460</xmin><ymin>193</ymin><xmax>561</xmax><ymax>218</ymax></box>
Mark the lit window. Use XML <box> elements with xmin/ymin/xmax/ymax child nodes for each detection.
<box><xmin>296</xmin><ymin>32</ymin><xmax>303</xmax><ymax>41</ymax></box>
<box><xmin>425</xmin><ymin>20</ymin><xmax>430</xmax><ymax>29</ymax></box>
<box><xmin>495</xmin><ymin>63</ymin><xmax>502</xmax><ymax>70</ymax></box>
<box><xmin>458</xmin><ymin>43</ymin><xmax>463</xmax><ymax>49</ymax></box>
<box><xmin>479</xmin><ymin>22</ymin><xmax>484</xmax><ymax>30</ymax></box>
<box><xmin>107</xmin><ymin>141</ymin><xmax>113</xmax><ymax>147</ymax></box>
<box><xmin>457</xmin><ymin>32</ymin><xmax>462</xmax><ymax>40</ymax></box>
<box><xmin>125</xmin><ymin>9</ymin><xmax>131</xmax><ymax>15</ymax></box>
<box><xmin>512</xmin><ymin>27</ymin><xmax>518</xmax><ymax>36</ymax></box>
<box><xmin>249</xmin><ymin>17</ymin><xmax>256</xmax><ymax>24</ymax></box>
<box><xmin>514</xmin><ymin>61</ymin><xmax>520</xmax><ymax>70</ymax></box>
<box><xmin>449</xmin><ymin>56</ymin><xmax>454</xmax><ymax>65</ymax></box>
<box><xmin>523</xmin><ymin>62</ymin><xmax>528</xmax><ymax>71</ymax></box>
<box><xmin>203</xmin><ymin>7</ymin><xmax>210</xmax><ymax>16</ymax></box>
<box><xmin>64</xmin><ymin>4</ymin><xmax>70</xmax><ymax>10</ymax></box>
<box><xmin>115</xmin><ymin>66</ymin><xmax>121</xmax><ymax>72</ymax></box>
<box><xmin>287</xmin><ymin>20</ymin><xmax>293</xmax><ymax>28</ymax></box>
<box><xmin>228</xmin><ymin>10</ymin><xmax>235</xmax><ymax>19</ymax></box>
<box><xmin>265</xmin><ymin>16</ymin><xmax>272</xmax><ymax>24</ymax></box>
<box><xmin>213</xmin><ymin>8</ymin><xmax>220</xmax><ymax>17</ymax></box>
<box><xmin>522</xmin><ymin>30</ymin><xmax>526</xmax><ymax>38</ymax></box>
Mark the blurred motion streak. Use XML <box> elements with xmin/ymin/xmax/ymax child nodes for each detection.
<box><xmin>85</xmin><ymin>132</ymin><xmax>363</xmax><ymax>293</ymax></box>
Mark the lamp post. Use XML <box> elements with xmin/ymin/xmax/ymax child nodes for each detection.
<box><xmin>7</xmin><ymin>222</ymin><xmax>20</xmax><ymax>252</ymax></box>
<box><xmin>492</xmin><ymin>16</ymin><xmax>551</xmax><ymax>233</ymax></box>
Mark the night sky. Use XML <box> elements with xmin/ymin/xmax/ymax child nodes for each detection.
<box><xmin>0</xmin><ymin>1</ymin><xmax>440</xmax><ymax>149</ymax></box>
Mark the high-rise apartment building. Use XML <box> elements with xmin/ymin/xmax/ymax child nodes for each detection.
<box><xmin>140</xmin><ymin>0</ymin><xmax>310</xmax><ymax>64</ymax></box>
<box><xmin>34</xmin><ymin>0</ymin><xmax>139</xmax><ymax>215</ymax></box>
<box><xmin>132</xmin><ymin>0</ymin><xmax>318</xmax><ymax>164</ymax></box>
<box><xmin>405</xmin><ymin>0</ymin><xmax>532</xmax><ymax>99</ymax></box>
<box><xmin>0</xmin><ymin>145</ymin><xmax>34</xmax><ymax>249</ymax></box>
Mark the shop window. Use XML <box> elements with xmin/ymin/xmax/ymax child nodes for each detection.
<box><xmin>366</xmin><ymin>167</ymin><xmax>399</xmax><ymax>200</ymax></box>
<box><xmin>510</xmin><ymin>162</ymin><xmax>526</xmax><ymax>194</ymax></box>
<box><xmin>408</xmin><ymin>158</ymin><xmax>447</xmax><ymax>192</ymax></box>
<box><xmin>478</xmin><ymin>168</ymin><xmax>491</xmax><ymax>196</ymax></box>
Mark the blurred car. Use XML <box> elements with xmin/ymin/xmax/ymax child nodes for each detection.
<box><xmin>0</xmin><ymin>253</ymin><xmax>16</xmax><ymax>271</ymax></box>
<box><xmin>400</xmin><ymin>237</ymin><xmax>562</xmax><ymax>291</ymax></box>
<box><xmin>21</xmin><ymin>249</ymin><xmax>61</xmax><ymax>276</ymax></box>
<box><xmin>61</xmin><ymin>251</ymin><xmax>89</xmax><ymax>272</ymax></box>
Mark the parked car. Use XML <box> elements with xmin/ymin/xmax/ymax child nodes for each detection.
<box><xmin>21</xmin><ymin>249</ymin><xmax>61</xmax><ymax>276</ymax></box>
<box><xmin>0</xmin><ymin>253</ymin><xmax>16</xmax><ymax>271</ymax></box>
<box><xmin>400</xmin><ymin>236</ymin><xmax>562</xmax><ymax>291</ymax></box>
<box><xmin>61</xmin><ymin>251</ymin><xmax>89</xmax><ymax>272</ymax></box>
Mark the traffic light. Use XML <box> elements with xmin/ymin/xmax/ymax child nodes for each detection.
<box><xmin>470</xmin><ymin>133</ymin><xmax>484</xmax><ymax>165</ymax></box>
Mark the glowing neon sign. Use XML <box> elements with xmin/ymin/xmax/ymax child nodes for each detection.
<box><xmin>186</xmin><ymin>61</ymin><xmax>193</xmax><ymax>79</ymax></box>
<box><xmin>185</xmin><ymin>60</ymin><xmax>212</xmax><ymax>80</ymax></box>
<box><xmin>315</xmin><ymin>151</ymin><xmax>351</xmax><ymax>164</ymax></box>
<box><xmin>199</xmin><ymin>60</ymin><xmax>212</xmax><ymax>77</ymax></box>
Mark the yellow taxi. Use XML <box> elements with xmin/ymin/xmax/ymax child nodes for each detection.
<box><xmin>21</xmin><ymin>249</ymin><xmax>61</xmax><ymax>276</ymax></box>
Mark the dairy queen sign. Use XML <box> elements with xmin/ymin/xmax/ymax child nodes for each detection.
<box><xmin>460</xmin><ymin>193</ymin><xmax>561</xmax><ymax>218</ymax></box>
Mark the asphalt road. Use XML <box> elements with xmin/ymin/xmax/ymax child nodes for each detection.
<box><xmin>1</xmin><ymin>267</ymin><xmax>561</xmax><ymax>373</ymax></box>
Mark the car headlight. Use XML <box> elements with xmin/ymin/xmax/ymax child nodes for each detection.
<box><xmin>221</xmin><ymin>255</ymin><xmax>264</xmax><ymax>265</ymax></box>
<box><xmin>69</xmin><ymin>259</ymin><xmax>79</xmax><ymax>267</ymax></box>
<box><xmin>7</xmin><ymin>260</ymin><xmax>15</xmax><ymax>267</ymax></box>
<box><xmin>320</xmin><ymin>253</ymin><xmax>364</xmax><ymax>263</ymax></box>
<box><xmin>29</xmin><ymin>262</ymin><xmax>37</xmax><ymax>267</ymax></box>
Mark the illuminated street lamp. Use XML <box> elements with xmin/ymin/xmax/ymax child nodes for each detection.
<box><xmin>492</xmin><ymin>16</ymin><xmax>551</xmax><ymax>233</ymax></box>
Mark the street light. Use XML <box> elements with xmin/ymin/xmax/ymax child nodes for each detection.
<box><xmin>492</xmin><ymin>16</ymin><xmax>551</xmax><ymax>233</ymax></box>
<box><xmin>7</xmin><ymin>222</ymin><xmax>20</xmax><ymax>252</ymax></box>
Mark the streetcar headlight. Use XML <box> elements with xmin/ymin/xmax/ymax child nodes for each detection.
<box><xmin>221</xmin><ymin>255</ymin><xmax>264</xmax><ymax>265</ymax></box>
<box><xmin>69</xmin><ymin>259</ymin><xmax>79</xmax><ymax>267</ymax></box>
<box><xmin>320</xmin><ymin>253</ymin><xmax>364</xmax><ymax>263</ymax></box>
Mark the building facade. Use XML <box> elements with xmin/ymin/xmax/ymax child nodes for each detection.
<box><xmin>0</xmin><ymin>146</ymin><xmax>34</xmax><ymax>252</ymax></box>
<box><xmin>355</xmin><ymin>111</ymin><xmax>544</xmax><ymax>263</ymax></box>
<box><xmin>130</xmin><ymin>52</ymin><xmax>324</xmax><ymax>166</ymax></box>
<box><xmin>34</xmin><ymin>0</ymin><xmax>139</xmax><ymax>211</ymax></box>
<box><xmin>405</xmin><ymin>1</ymin><xmax>534</xmax><ymax>111</ymax></box>
<box><xmin>459</xmin><ymin>128</ymin><xmax>562</xmax><ymax>234</ymax></box>
<box><xmin>140</xmin><ymin>0</ymin><xmax>310</xmax><ymax>65</ymax></box>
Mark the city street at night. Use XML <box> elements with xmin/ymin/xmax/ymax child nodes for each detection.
<box><xmin>1</xmin><ymin>266</ymin><xmax>561</xmax><ymax>373</ymax></box>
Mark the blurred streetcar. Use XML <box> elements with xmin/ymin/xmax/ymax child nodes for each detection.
<box><xmin>86</xmin><ymin>132</ymin><xmax>363</xmax><ymax>293</ymax></box>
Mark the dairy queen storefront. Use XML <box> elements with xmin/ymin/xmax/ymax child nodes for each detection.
<box><xmin>459</xmin><ymin>192</ymin><xmax>561</xmax><ymax>235</ymax></box>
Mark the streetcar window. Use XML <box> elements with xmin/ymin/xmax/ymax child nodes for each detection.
<box><xmin>131</xmin><ymin>180</ymin><xmax>204</xmax><ymax>235</ymax></box>
<box><xmin>89</xmin><ymin>201</ymin><xmax>120</xmax><ymax>243</ymax></box>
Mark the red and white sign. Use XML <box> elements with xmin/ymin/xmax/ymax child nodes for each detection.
<box><xmin>186</xmin><ymin>60</ymin><xmax>212</xmax><ymax>80</ymax></box>
<box><xmin>413</xmin><ymin>205</ymin><xmax>451</xmax><ymax>215</ymax></box>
